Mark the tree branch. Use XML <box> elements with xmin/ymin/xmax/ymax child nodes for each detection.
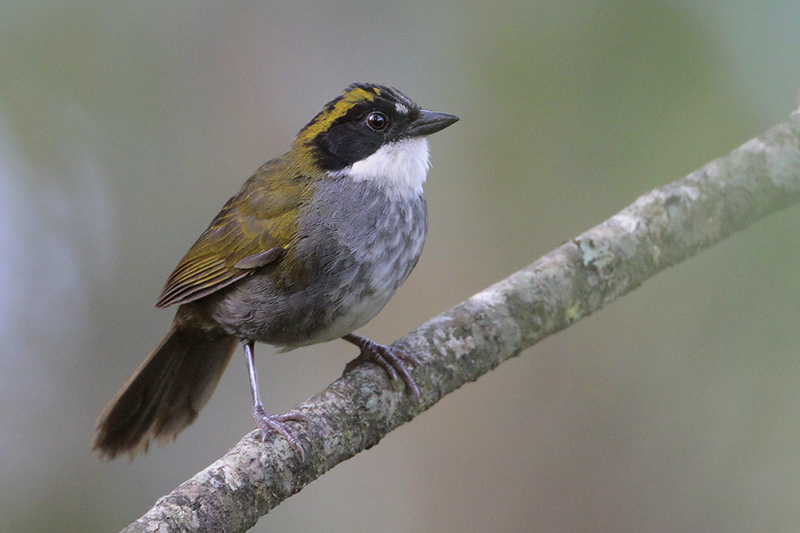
<box><xmin>122</xmin><ymin>108</ymin><xmax>800</xmax><ymax>532</ymax></box>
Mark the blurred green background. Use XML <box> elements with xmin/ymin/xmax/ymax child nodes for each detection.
<box><xmin>2</xmin><ymin>1</ymin><xmax>800</xmax><ymax>531</ymax></box>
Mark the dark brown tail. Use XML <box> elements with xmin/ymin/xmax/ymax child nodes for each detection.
<box><xmin>93</xmin><ymin>324</ymin><xmax>238</xmax><ymax>459</ymax></box>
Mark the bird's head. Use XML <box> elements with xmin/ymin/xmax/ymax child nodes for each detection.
<box><xmin>293</xmin><ymin>83</ymin><xmax>459</xmax><ymax>195</ymax></box>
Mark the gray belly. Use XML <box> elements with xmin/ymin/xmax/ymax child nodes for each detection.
<box><xmin>207</xmin><ymin>179</ymin><xmax>427</xmax><ymax>349</ymax></box>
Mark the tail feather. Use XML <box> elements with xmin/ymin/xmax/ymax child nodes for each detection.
<box><xmin>93</xmin><ymin>324</ymin><xmax>237</xmax><ymax>459</ymax></box>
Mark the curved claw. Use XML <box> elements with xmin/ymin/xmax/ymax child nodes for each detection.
<box><xmin>244</xmin><ymin>340</ymin><xmax>308</xmax><ymax>460</ymax></box>
<box><xmin>342</xmin><ymin>334</ymin><xmax>421</xmax><ymax>399</ymax></box>
<box><xmin>253</xmin><ymin>406</ymin><xmax>307</xmax><ymax>461</ymax></box>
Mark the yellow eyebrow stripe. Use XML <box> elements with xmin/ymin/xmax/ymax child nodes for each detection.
<box><xmin>299</xmin><ymin>86</ymin><xmax>378</xmax><ymax>141</ymax></box>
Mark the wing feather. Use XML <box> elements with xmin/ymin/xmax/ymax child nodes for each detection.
<box><xmin>155</xmin><ymin>159</ymin><xmax>312</xmax><ymax>308</ymax></box>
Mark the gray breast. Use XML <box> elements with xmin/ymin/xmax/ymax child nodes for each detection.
<box><xmin>211</xmin><ymin>177</ymin><xmax>428</xmax><ymax>349</ymax></box>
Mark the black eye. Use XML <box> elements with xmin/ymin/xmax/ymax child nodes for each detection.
<box><xmin>366</xmin><ymin>111</ymin><xmax>388</xmax><ymax>131</ymax></box>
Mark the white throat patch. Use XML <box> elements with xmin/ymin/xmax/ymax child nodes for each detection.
<box><xmin>329</xmin><ymin>137</ymin><xmax>430</xmax><ymax>197</ymax></box>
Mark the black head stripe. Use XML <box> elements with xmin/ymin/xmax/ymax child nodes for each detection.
<box><xmin>298</xmin><ymin>84</ymin><xmax>422</xmax><ymax>171</ymax></box>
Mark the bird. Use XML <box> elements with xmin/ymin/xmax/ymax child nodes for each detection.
<box><xmin>93</xmin><ymin>83</ymin><xmax>459</xmax><ymax>460</ymax></box>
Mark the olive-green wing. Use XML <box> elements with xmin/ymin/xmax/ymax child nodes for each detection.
<box><xmin>155</xmin><ymin>162</ymin><xmax>309</xmax><ymax>308</ymax></box>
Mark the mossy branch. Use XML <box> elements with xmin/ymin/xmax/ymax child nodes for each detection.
<box><xmin>122</xmin><ymin>108</ymin><xmax>800</xmax><ymax>533</ymax></box>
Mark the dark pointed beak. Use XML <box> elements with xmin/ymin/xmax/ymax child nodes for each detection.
<box><xmin>406</xmin><ymin>110</ymin><xmax>460</xmax><ymax>137</ymax></box>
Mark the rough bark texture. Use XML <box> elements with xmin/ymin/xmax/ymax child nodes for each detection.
<box><xmin>122</xmin><ymin>108</ymin><xmax>800</xmax><ymax>532</ymax></box>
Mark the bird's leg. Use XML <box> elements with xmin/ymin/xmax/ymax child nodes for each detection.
<box><xmin>243</xmin><ymin>340</ymin><xmax>308</xmax><ymax>460</ymax></box>
<box><xmin>341</xmin><ymin>333</ymin><xmax>420</xmax><ymax>399</ymax></box>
